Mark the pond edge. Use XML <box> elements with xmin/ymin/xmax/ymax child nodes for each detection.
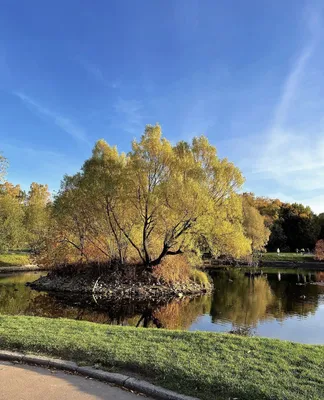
<box><xmin>0</xmin><ymin>265</ymin><xmax>46</xmax><ymax>273</ymax></box>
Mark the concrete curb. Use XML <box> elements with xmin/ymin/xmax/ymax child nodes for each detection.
<box><xmin>0</xmin><ymin>350</ymin><xmax>199</xmax><ymax>400</ymax></box>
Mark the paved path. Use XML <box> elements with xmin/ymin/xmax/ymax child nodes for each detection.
<box><xmin>0</xmin><ymin>361</ymin><xmax>151</xmax><ymax>400</ymax></box>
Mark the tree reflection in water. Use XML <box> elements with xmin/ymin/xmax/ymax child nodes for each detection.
<box><xmin>0</xmin><ymin>272</ymin><xmax>211</xmax><ymax>330</ymax></box>
<box><xmin>210</xmin><ymin>268</ymin><xmax>323</xmax><ymax>329</ymax></box>
<box><xmin>136</xmin><ymin>309</ymin><xmax>164</xmax><ymax>328</ymax></box>
<box><xmin>1</xmin><ymin>269</ymin><xmax>324</xmax><ymax>340</ymax></box>
<box><xmin>211</xmin><ymin>271</ymin><xmax>274</xmax><ymax>326</ymax></box>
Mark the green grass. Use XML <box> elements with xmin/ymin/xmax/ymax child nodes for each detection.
<box><xmin>0</xmin><ymin>253</ymin><xmax>31</xmax><ymax>267</ymax></box>
<box><xmin>0</xmin><ymin>316</ymin><xmax>323</xmax><ymax>400</ymax></box>
<box><xmin>262</xmin><ymin>252</ymin><xmax>317</xmax><ymax>262</ymax></box>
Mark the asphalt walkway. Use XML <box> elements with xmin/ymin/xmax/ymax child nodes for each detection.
<box><xmin>0</xmin><ymin>361</ymin><xmax>151</xmax><ymax>400</ymax></box>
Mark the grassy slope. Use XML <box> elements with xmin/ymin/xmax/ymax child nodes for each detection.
<box><xmin>0</xmin><ymin>316</ymin><xmax>323</xmax><ymax>400</ymax></box>
<box><xmin>262</xmin><ymin>252</ymin><xmax>316</xmax><ymax>262</ymax></box>
<box><xmin>0</xmin><ymin>253</ymin><xmax>31</xmax><ymax>267</ymax></box>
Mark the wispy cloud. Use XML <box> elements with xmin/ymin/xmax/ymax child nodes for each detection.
<box><xmin>271</xmin><ymin>6</ymin><xmax>321</xmax><ymax>131</ymax></box>
<box><xmin>253</xmin><ymin>5</ymin><xmax>324</xmax><ymax>202</ymax></box>
<box><xmin>114</xmin><ymin>98</ymin><xmax>146</xmax><ymax>134</ymax></box>
<box><xmin>14</xmin><ymin>92</ymin><xmax>89</xmax><ymax>144</ymax></box>
<box><xmin>270</xmin><ymin>6</ymin><xmax>322</xmax><ymax>131</ymax></box>
<box><xmin>272</xmin><ymin>44</ymin><xmax>314</xmax><ymax>130</ymax></box>
<box><xmin>78</xmin><ymin>59</ymin><xmax>120</xmax><ymax>89</ymax></box>
<box><xmin>80</xmin><ymin>60</ymin><xmax>105</xmax><ymax>82</ymax></box>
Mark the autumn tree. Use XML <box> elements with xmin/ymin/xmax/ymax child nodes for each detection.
<box><xmin>252</xmin><ymin>196</ymin><xmax>282</xmax><ymax>227</ymax></box>
<box><xmin>52</xmin><ymin>173</ymin><xmax>109</xmax><ymax>262</ymax></box>
<box><xmin>49</xmin><ymin>125</ymin><xmax>252</xmax><ymax>268</ymax></box>
<box><xmin>81</xmin><ymin>141</ymin><xmax>130</xmax><ymax>262</ymax></box>
<box><xmin>0</xmin><ymin>157</ymin><xmax>26</xmax><ymax>251</ymax></box>
<box><xmin>0</xmin><ymin>183</ymin><xmax>25</xmax><ymax>251</ymax></box>
<box><xmin>315</xmin><ymin>239</ymin><xmax>324</xmax><ymax>261</ymax></box>
<box><xmin>0</xmin><ymin>182</ymin><xmax>25</xmax><ymax>198</ymax></box>
<box><xmin>24</xmin><ymin>183</ymin><xmax>51</xmax><ymax>253</ymax></box>
<box><xmin>245</xmin><ymin>193</ymin><xmax>321</xmax><ymax>252</ymax></box>
<box><xmin>100</xmin><ymin>127</ymin><xmax>251</xmax><ymax>267</ymax></box>
<box><xmin>242</xmin><ymin>196</ymin><xmax>270</xmax><ymax>251</ymax></box>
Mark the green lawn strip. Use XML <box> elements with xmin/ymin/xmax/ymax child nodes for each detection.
<box><xmin>0</xmin><ymin>316</ymin><xmax>323</xmax><ymax>400</ymax></box>
<box><xmin>262</xmin><ymin>252</ymin><xmax>316</xmax><ymax>262</ymax></box>
<box><xmin>0</xmin><ymin>253</ymin><xmax>31</xmax><ymax>267</ymax></box>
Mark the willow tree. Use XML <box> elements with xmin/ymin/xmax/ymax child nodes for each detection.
<box><xmin>51</xmin><ymin>124</ymin><xmax>252</xmax><ymax>268</ymax></box>
<box><xmin>80</xmin><ymin>141</ymin><xmax>131</xmax><ymax>262</ymax></box>
<box><xmin>123</xmin><ymin>129</ymin><xmax>251</xmax><ymax>267</ymax></box>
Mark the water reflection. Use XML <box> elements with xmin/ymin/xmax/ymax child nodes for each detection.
<box><xmin>0</xmin><ymin>272</ymin><xmax>42</xmax><ymax>315</ymax></box>
<box><xmin>210</xmin><ymin>269</ymin><xmax>324</xmax><ymax>328</ymax></box>
<box><xmin>211</xmin><ymin>271</ymin><xmax>274</xmax><ymax>326</ymax></box>
<box><xmin>0</xmin><ymin>272</ymin><xmax>211</xmax><ymax>328</ymax></box>
<box><xmin>1</xmin><ymin>269</ymin><xmax>324</xmax><ymax>343</ymax></box>
<box><xmin>136</xmin><ymin>309</ymin><xmax>164</xmax><ymax>328</ymax></box>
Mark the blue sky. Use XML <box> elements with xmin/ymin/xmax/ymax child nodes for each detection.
<box><xmin>1</xmin><ymin>0</ymin><xmax>324</xmax><ymax>213</ymax></box>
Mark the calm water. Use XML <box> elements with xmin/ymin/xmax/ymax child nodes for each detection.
<box><xmin>1</xmin><ymin>268</ymin><xmax>324</xmax><ymax>344</ymax></box>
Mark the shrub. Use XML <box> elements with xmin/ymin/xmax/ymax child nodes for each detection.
<box><xmin>153</xmin><ymin>255</ymin><xmax>191</xmax><ymax>283</ymax></box>
<box><xmin>315</xmin><ymin>239</ymin><xmax>324</xmax><ymax>261</ymax></box>
<box><xmin>190</xmin><ymin>268</ymin><xmax>211</xmax><ymax>288</ymax></box>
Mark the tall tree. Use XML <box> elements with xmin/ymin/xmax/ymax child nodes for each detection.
<box><xmin>49</xmin><ymin>125</ymin><xmax>252</xmax><ymax>268</ymax></box>
<box><xmin>25</xmin><ymin>183</ymin><xmax>51</xmax><ymax>253</ymax></box>
<box><xmin>242</xmin><ymin>196</ymin><xmax>270</xmax><ymax>251</ymax></box>
<box><xmin>0</xmin><ymin>183</ymin><xmax>25</xmax><ymax>251</ymax></box>
<box><xmin>81</xmin><ymin>141</ymin><xmax>130</xmax><ymax>262</ymax></box>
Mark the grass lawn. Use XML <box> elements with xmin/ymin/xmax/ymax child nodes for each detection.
<box><xmin>0</xmin><ymin>253</ymin><xmax>31</xmax><ymax>267</ymax></box>
<box><xmin>262</xmin><ymin>252</ymin><xmax>316</xmax><ymax>262</ymax></box>
<box><xmin>0</xmin><ymin>316</ymin><xmax>323</xmax><ymax>400</ymax></box>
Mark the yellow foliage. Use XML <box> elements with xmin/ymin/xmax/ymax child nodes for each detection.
<box><xmin>242</xmin><ymin>197</ymin><xmax>271</xmax><ymax>251</ymax></box>
<box><xmin>315</xmin><ymin>240</ymin><xmax>324</xmax><ymax>261</ymax></box>
<box><xmin>42</xmin><ymin>124</ymin><xmax>265</xmax><ymax>269</ymax></box>
<box><xmin>190</xmin><ymin>269</ymin><xmax>211</xmax><ymax>288</ymax></box>
<box><xmin>154</xmin><ymin>296</ymin><xmax>212</xmax><ymax>330</ymax></box>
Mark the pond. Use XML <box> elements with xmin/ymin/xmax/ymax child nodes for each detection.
<box><xmin>0</xmin><ymin>268</ymin><xmax>324</xmax><ymax>344</ymax></box>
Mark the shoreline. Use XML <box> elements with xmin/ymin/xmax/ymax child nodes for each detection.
<box><xmin>204</xmin><ymin>260</ymin><xmax>324</xmax><ymax>270</ymax></box>
<box><xmin>30</xmin><ymin>269</ymin><xmax>212</xmax><ymax>301</ymax></box>
<box><xmin>0</xmin><ymin>265</ymin><xmax>46</xmax><ymax>273</ymax></box>
<box><xmin>260</xmin><ymin>260</ymin><xmax>324</xmax><ymax>269</ymax></box>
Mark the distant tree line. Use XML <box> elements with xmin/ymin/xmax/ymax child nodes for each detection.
<box><xmin>243</xmin><ymin>193</ymin><xmax>324</xmax><ymax>252</ymax></box>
